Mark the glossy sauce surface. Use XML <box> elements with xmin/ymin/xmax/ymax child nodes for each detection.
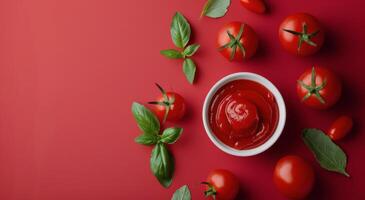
<box><xmin>209</xmin><ymin>80</ymin><xmax>279</xmax><ymax>150</ymax></box>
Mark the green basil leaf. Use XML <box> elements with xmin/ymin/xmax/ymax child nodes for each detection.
<box><xmin>131</xmin><ymin>102</ymin><xmax>160</xmax><ymax>135</ymax></box>
<box><xmin>171</xmin><ymin>185</ymin><xmax>191</xmax><ymax>200</ymax></box>
<box><xmin>183</xmin><ymin>58</ymin><xmax>196</xmax><ymax>84</ymax></box>
<box><xmin>171</xmin><ymin>12</ymin><xmax>191</xmax><ymax>48</ymax></box>
<box><xmin>183</xmin><ymin>44</ymin><xmax>200</xmax><ymax>57</ymax></box>
<box><xmin>150</xmin><ymin>143</ymin><xmax>174</xmax><ymax>188</ymax></box>
<box><xmin>135</xmin><ymin>134</ymin><xmax>159</xmax><ymax>146</ymax></box>
<box><xmin>201</xmin><ymin>0</ymin><xmax>231</xmax><ymax>18</ymax></box>
<box><xmin>302</xmin><ymin>128</ymin><xmax>350</xmax><ymax>177</ymax></box>
<box><xmin>161</xmin><ymin>49</ymin><xmax>184</xmax><ymax>59</ymax></box>
<box><xmin>160</xmin><ymin>127</ymin><xmax>183</xmax><ymax>144</ymax></box>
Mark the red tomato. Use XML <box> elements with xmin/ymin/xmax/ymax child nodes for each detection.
<box><xmin>202</xmin><ymin>169</ymin><xmax>239</xmax><ymax>200</ymax></box>
<box><xmin>240</xmin><ymin>0</ymin><xmax>266</xmax><ymax>14</ymax></box>
<box><xmin>149</xmin><ymin>83</ymin><xmax>186</xmax><ymax>123</ymax></box>
<box><xmin>274</xmin><ymin>155</ymin><xmax>315</xmax><ymax>199</ymax></box>
<box><xmin>327</xmin><ymin>115</ymin><xmax>353</xmax><ymax>140</ymax></box>
<box><xmin>217</xmin><ymin>22</ymin><xmax>258</xmax><ymax>62</ymax></box>
<box><xmin>297</xmin><ymin>66</ymin><xmax>342</xmax><ymax>109</ymax></box>
<box><xmin>279</xmin><ymin>13</ymin><xmax>324</xmax><ymax>56</ymax></box>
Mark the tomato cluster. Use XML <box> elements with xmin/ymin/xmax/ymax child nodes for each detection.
<box><xmin>135</xmin><ymin>1</ymin><xmax>355</xmax><ymax>199</ymax></box>
<box><xmin>210</xmin><ymin>7</ymin><xmax>353</xmax><ymax>200</ymax></box>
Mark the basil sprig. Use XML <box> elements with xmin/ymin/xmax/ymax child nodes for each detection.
<box><xmin>161</xmin><ymin>12</ymin><xmax>199</xmax><ymax>84</ymax></box>
<box><xmin>132</xmin><ymin>102</ymin><xmax>183</xmax><ymax>187</ymax></box>
<box><xmin>302</xmin><ymin>128</ymin><xmax>350</xmax><ymax>177</ymax></box>
<box><xmin>201</xmin><ymin>0</ymin><xmax>231</xmax><ymax>18</ymax></box>
<box><xmin>171</xmin><ymin>185</ymin><xmax>191</xmax><ymax>200</ymax></box>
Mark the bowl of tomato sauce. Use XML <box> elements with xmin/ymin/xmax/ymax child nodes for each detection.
<box><xmin>202</xmin><ymin>73</ymin><xmax>286</xmax><ymax>156</ymax></box>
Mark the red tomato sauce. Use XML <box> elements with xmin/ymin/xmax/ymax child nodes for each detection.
<box><xmin>208</xmin><ymin>80</ymin><xmax>279</xmax><ymax>150</ymax></box>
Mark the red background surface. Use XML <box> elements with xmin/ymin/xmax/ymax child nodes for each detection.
<box><xmin>0</xmin><ymin>0</ymin><xmax>364</xmax><ymax>199</ymax></box>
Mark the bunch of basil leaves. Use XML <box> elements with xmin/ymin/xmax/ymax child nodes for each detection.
<box><xmin>161</xmin><ymin>12</ymin><xmax>199</xmax><ymax>84</ymax></box>
<box><xmin>132</xmin><ymin>102</ymin><xmax>183</xmax><ymax>188</ymax></box>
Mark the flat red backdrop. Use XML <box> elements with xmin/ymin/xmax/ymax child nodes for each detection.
<box><xmin>0</xmin><ymin>0</ymin><xmax>364</xmax><ymax>199</ymax></box>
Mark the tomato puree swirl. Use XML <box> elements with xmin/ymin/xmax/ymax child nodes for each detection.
<box><xmin>208</xmin><ymin>80</ymin><xmax>279</xmax><ymax>150</ymax></box>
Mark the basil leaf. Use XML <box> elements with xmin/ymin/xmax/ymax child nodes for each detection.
<box><xmin>172</xmin><ymin>185</ymin><xmax>191</xmax><ymax>200</ymax></box>
<box><xmin>302</xmin><ymin>128</ymin><xmax>350</xmax><ymax>177</ymax></box>
<box><xmin>135</xmin><ymin>134</ymin><xmax>159</xmax><ymax>146</ymax></box>
<box><xmin>161</xmin><ymin>49</ymin><xmax>184</xmax><ymax>59</ymax></box>
<box><xmin>183</xmin><ymin>44</ymin><xmax>200</xmax><ymax>57</ymax></box>
<box><xmin>150</xmin><ymin>143</ymin><xmax>174</xmax><ymax>188</ymax></box>
<box><xmin>183</xmin><ymin>58</ymin><xmax>196</xmax><ymax>84</ymax></box>
<box><xmin>131</xmin><ymin>102</ymin><xmax>160</xmax><ymax>135</ymax></box>
<box><xmin>171</xmin><ymin>12</ymin><xmax>191</xmax><ymax>48</ymax></box>
<box><xmin>201</xmin><ymin>0</ymin><xmax>231</xmax><ymax>18</ymax></box>
<box><xmin>160</xmin><ymin>127</ymin><xmax>183</xmax><ymax>144</ymax></box>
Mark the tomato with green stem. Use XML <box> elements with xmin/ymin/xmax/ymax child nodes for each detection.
<box><xmin>274</xmin><ymin>155</ymin><xmax>315</xmax><ymax>200</ymax></box>
<box><xmin>217</xmin><ymin>22</ymin><xmax>258</xmax><ymax>62</ymax></box>
<box><xmin>297</xmin><ymin>66</ymin><xmax>342</xmax><ymax>109</ymax></box>
<box><xmin>240</xmin><ymin>0</ymin><xmax>267</xmax><ymax>14</ymax></box>
<box><xmin>279</xmin><ymin>13</ymin><xmax>324</xmax><ymax>56</ymax></box>
<box><xmin>202</xmin><ymin>169</ymin><xmax>239</xmax><ymax>200</ymax></box>
<box><xmin>327</xmin><ymin>115</ymin><xmax>353</xmax><ymax>141</ymax></box>
<box><xmin>148</xmin><ymin>83</ymin><xmax>186</xmax><ymax>123</ymax></box>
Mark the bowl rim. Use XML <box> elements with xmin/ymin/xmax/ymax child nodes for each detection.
<box><xmin>202</xmin><ymin>72</ymin><xmax>286</xmax><ymax>157</ymax></box>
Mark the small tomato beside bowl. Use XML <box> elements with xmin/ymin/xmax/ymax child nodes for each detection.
<box><xmin>274</xmin><ymin>155</ymin><xmax>315</xmax><ymax>199</ymax></box>
<box><xmin>327</xmin><ymin>115</ymin><xmax>353</xmax><ymax>141</ymax></box>
<box><xmin>279</xmin><ymin>13</ymin><xmax>324</xmax><ymax>56</ymax></box>
<box><xmin>202</xmin><ymin>169</ymin><xmax>239</xmax><ymax>200</ymax></box>
<box><xmin>217</xmin><ymin>22</ymin><xmax>259</xmax><ymax>62</ymax></box>
<box><xmin>297</xmin><ymin>66</ymin><xmax>342</xmax><ymax>110</ymax></box>
<box><xmin>240</xmin><ymin>0</ymin><xmax>267</xmax><ymax>14</ymax></box>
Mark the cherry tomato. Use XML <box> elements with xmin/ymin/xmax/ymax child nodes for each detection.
<box><xmin>149</xmin><ymin>83</ymin><xmax>186</xmax><ymax>123</ymax></box>
<box><xmin>274</xmin><ymin>155</ymin><xmax>315</xmax><ymax>200</ymax></box>
<box><xmin>240</xmin><ymin>0</ymin><xmax>266</xmax><ymax>14</ymax></box>
<box><xmin>297</xmin><ymin>66</ymin><xmax>342</xmax><ymax>109</ymax></box>
<box><xmin>279</xmin><ymin>13</ymin><xmax>324</xmax><ymax>56</ymax></box>
<box><xmin>217</xmin><ymin>22</ymin><xmax>258</xmax><ymax>62</ymax></box>
<box><xmin>327</xmin><ymin>115</ymin><xmax>353</xmax><ymax>141</ymax></box>
<box><xmin>202</xmin><ymin>169</ymin><xmax>239</xmax><ymax>200</ymax></box>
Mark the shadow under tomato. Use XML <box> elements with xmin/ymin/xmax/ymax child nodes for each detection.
<box><xmin>170</xmin><ymin>98</ymin><xmax>195</xmax><ymax>147</ymax></box>
<box><xmin>334</xmin><ymin>77</ymin><xmax>361</xmax><ymax>111</ymax></box>
<box><xmin>307</xmin><ymin>172</ymin><xmax>327</xmax><ymax>200</ymax></box>
<box><xmin>252</xmin><ymin>34</ymin><xmax>269</xmax><ymax>62</ymax></box>
<box><xmin>235</xmin><ymin>182</ymin><xmax>251</xmax><ymax>200</ymax></box>
<box><xmin>315</xmin><ymin>24</ymin><xmax>345</xmax><ymax>59</ymax></box>
<box><xmin>263</xmin><ymin>0</ymin><xmax>274</xmax><ymax>15</ymax></box>
<box><xmin>180</xmin><ymin>95</ymin><xmax>195</xmax><ymax>124</ymax></box>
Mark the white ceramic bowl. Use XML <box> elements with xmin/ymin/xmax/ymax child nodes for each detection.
<box><xmin>202</xmin><ymin>72</ymin><xmax>286</xmax><ymax>157</ymax></box>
